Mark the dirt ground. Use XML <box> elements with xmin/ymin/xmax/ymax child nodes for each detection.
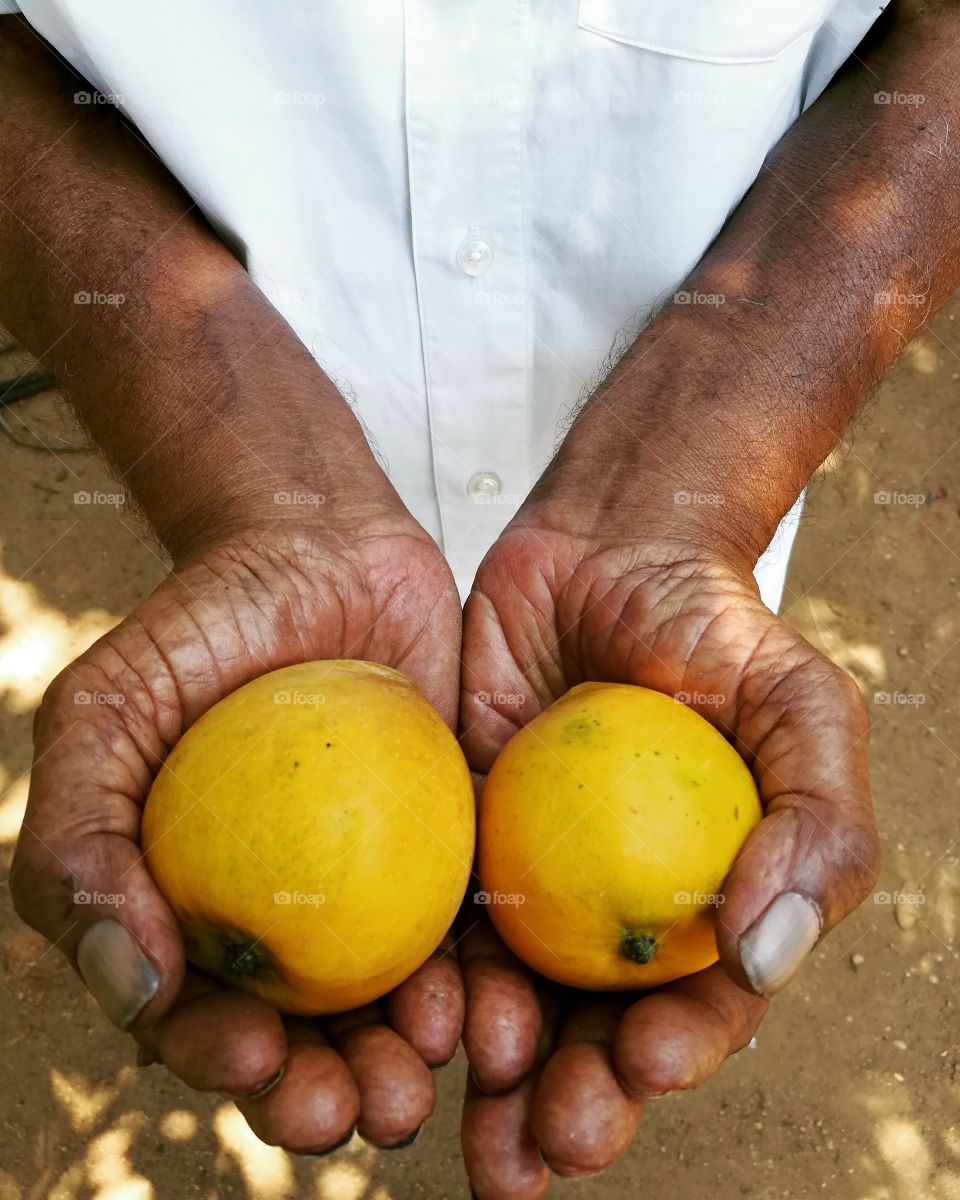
<box><xmin>1</xmin><ymin>296</ymin><xmax>959</xmax><ymax>1200</ymax></box>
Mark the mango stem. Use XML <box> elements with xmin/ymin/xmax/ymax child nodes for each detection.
<box><xmin>620</xmin><ymin>929</ymin><xmax>658</xmax><ymax>965</ymax></box>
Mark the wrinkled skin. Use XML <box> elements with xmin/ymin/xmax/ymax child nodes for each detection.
<box><xmin>10</xmin><ymin>519</ymin><xmax>465</xmax><ymax>1154</ymax></box>
<box><xmin>458</xmin><ymin>518</ymin><xmax>880</xmax><ymax>1198</ymax></box>
<box><xmin>9</xmin><ymin>500</ymin><xmax>880</xmax><ymax>1179</ymax></box>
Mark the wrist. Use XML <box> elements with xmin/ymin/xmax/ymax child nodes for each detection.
<box><xmin>527</xmin><ymin>307</ymin><xmax>814</xmax><ymax>571</ymax></box>
<box><xmin>85</xmin><ymin>263</ymin><xmax>407</xmax><ymax>561</ymax></box>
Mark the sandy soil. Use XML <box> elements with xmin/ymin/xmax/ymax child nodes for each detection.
<box><xmin>1</xmin><ymin>301</ymin><xmax>959</xmax><ymax>1200</ymax></box>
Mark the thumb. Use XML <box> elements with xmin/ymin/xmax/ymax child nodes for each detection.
<box><xmin>715</xmin><ymin>651</ymin><xmax>880</xmax><ymax>997</ymax></box>
<box><xmin>10</xmin><ymin>669</ymin><xmax>185</xmax><ymax>1030</ymax></box>
<box><xmin>459</xmin><ymin>590</ymin><xmax>546</xmax><ymax>773</ymax></box>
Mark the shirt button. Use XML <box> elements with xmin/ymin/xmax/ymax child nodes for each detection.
<box><xmin>466</xmin><ymin>470</ymin><xmax>502</xmax><ymax>500</ymax></box>
<box><xmin>456</xmin><ymin>234</ymin><xmax>494</xmax><ymax>277</ymax></box>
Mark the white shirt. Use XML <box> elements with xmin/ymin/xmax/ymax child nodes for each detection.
<box><xmin>4</xmin><ymin>0</ymin><xmax>889</xmax><ymax>607</ymax></box>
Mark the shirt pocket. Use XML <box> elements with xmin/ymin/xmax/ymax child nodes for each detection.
<box><xmin>577</xmin><ymin>0</ymin><xmax>835</xmax><ymax>64</ymax></box>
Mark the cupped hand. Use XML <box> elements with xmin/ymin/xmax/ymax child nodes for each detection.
<box><xmin>10</xmin><ymin>513</ymin><xmax>464</xmax><ymax>1155</ymax></box>
<box><xmin>457</xmin><ymin>516</ymin><xmax>880</xmax><ymax>1198</ymax></box>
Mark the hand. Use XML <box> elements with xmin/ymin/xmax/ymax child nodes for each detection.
<box><xmin>457</xmin><ymin>511</ymin><xmax>880</xmax><ymax>1197</ymax></box>
<box><xmin>10</xmin><ymin>512</ymin><xmax>464</xmax><ymax>1154</ymax></box>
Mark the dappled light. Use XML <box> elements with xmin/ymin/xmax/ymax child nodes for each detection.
<box><xmin>0</xmin><ymin>572</ymin><xmax>115</xmax><ymax>714</ymax></box>
<box><xmin>0</xmin><ymin>772</ymin><xmax>28</xmax><ymax>842</ymax></box>
<box><xmin>213</xmin><ymin>1105</ymin><xmax>296</xmax><ymax>1199</ymax></box>
<box><xmin>1</xmin><ymin>198</ymin><xmax>960</xmax><ymax>1200</ymax></box>
<box><xmin>50</xmin><ymin>1067</ymin><xmax>118</xmax><ymax>1133</ymax></box>
<box><xmin>86</xmin><ymin>1115</ymin><xmax>154</xmax><ymax>1200</ymax></box>
<box><xmin>903</xmin><ymin>338</ymin><xmax>940</xmax><ymax>374</ymax></box>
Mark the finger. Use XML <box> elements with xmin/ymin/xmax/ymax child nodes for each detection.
<box><xmin>329</xmin><ymin>1018</ymin><xmax>434</xmax><ymax>1147</ymax></box>
<box><xmin>460</xmin><ymin>919</ymin><xmax>542</xmax><ymax>1094</ymax></box>
<box><xmin>531</xmin><ymin>998</ymin><xmax>643</xmax><ymax>1178</ymax></box>
<box><xmin>387</xmin><ymin>939</ymin><xmax>463</xmax><ymax>1067</ymax></box>
<box><xmin>10</xmin><ymin>666</ymin><xmax>187</xmax><ymax>1029</ymax></box>
<box><xmin>11</xmin><ymin>808</ymin><xmax>182</xmax><ymax>1029</ymax></box>
<box><xmin>719</xmin><ymin>652</ymin><xmax>880</xmax><ymax>997</ymax></box>
<box><xmin>143</xmin><ymin>981</ymin><xmax>287</xmax><ymax>1098</ymax></box>
<box><xmin>236</xmin><ymin>1039</ymin><xmax>359</xmax><ymax>1155</ymax></box>
<box><xmin>613</xmin><ymin>963</ymin><xmax>767</xmax><ymax>1099</ymax></box>
<box><xmin>462</xmin><ymin>1075</ymin><xmax>550</xmax><ymax>1200</ymax></box>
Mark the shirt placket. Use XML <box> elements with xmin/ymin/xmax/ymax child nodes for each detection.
<box><xmin>403</xmin><ymin>0</ymin><xmax>530</xmax><ymax>594</ymax></box>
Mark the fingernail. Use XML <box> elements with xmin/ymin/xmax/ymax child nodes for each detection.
<box><xmin>226</xmin><ymin>1064</ymin><xmax>285</xmax><ymax>1101</ymax></box>
<box><xmin>302</xmin><ymin>1129</ymin><xmax>355</xmax><ymax>1158</ymax></box>
<box><xmin>381</xmin><ymin>1124</ymin><xmax>423</xmax><ymax>1151</ymax></box>
<box><xmin>469</xmin><ymin>1065</ymin><xmax>496</xmax><ymax>1095</ymax></box>
<box><xmin>740</xmin><ymin>892</ymin><xmax>821</xmax><ymax>997</ymax></box>
<box><xmin>77</xmin><ymin>918</ymin><xmax>160</xmax><ymax>1030</ymax></box>
<box><xmin>542</xmin><ymin>1156</ymin><xmax>605</xmax><ymax>1179</ymax></box>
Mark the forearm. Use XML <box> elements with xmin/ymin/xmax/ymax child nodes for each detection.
<box><xmin>537</xmin><ymin>2</ymin><xmax>960</xmax><ymax>567</ymax></box>
<box><xmin>0</xmin><ymin>19</ymin><xmax>395</xmax><ymax>558</ymax></box>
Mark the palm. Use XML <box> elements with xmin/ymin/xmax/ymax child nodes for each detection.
<box><xmin>458</xmin><ymin>524</ymin><xmax>878</xmax><ymax>1196</ymax></box>
<box><xmin>13</xmin><ymin>522</ymin><xmax>464</xmax><ymax>1153</ymax></box>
